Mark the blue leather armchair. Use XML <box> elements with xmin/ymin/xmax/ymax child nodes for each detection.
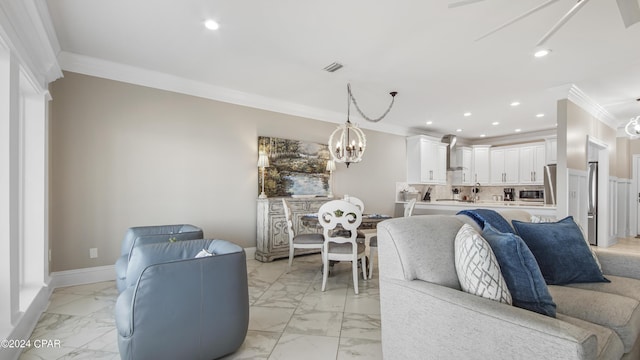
<box><xmin>115</xmin><ymin>224</ymin><xmax>203</xmax><ymax>292</ymax></box>
<box><xmin>115</xmin><ymin>239</ymin><xmax>249</xmax><ymax>360</ymax></box>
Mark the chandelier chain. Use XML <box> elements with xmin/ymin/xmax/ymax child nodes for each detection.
<box><xmin>347</xmin><ymin>83</ymin><xmax>396</xmax><ymax>123</ymax></box>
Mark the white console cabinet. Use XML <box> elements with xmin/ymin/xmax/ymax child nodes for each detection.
<box><xmin>256</xmin><ymin>197</ymin><xmax>326</xmax><ymax>262</ymax></box>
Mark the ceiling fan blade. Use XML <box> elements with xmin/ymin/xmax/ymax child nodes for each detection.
<box><xmin>475</xmin><ymin>0</ymin><xmax>561</xmax><ymax>42</ymax></box>
<box><xmin>536</xmin><ymin>0</ymin><xmax>591</xmax><ymax>47</ymax></box>
<box><xmin>616</xmin><ymin>0</ymin><xmax>640</xmax><ymax>28</ymax></box>
<box><xmin>448</xmin><ymin>0</ymin><xmax>485</xmax><ymax>8</ymax></box>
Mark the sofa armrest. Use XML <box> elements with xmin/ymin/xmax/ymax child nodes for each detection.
<box><xmin>115</xmin><ymin>286</ymin><xmax>134</xmax><ymax>338</ymax></box>
<box><xmin>379</xmin><ymin>277</ymin><xmax>598</xmax><ymax>360</ymax></box>
<box><xmin>595</xmin><ymin>249</ymin><xmax>640</xmax><ymax>280</ymax></box>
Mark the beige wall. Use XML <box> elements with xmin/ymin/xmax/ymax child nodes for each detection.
<box><xmin>564</xmin><ymin>100</ymin><xmax>617</xmax><ymax>176</ymax></box>
<box><xmin>49</xmin><ymin>72</ymin><xmax>406</xmax><ymax>272</ymax></box>
<box><xmin>617</xmin><ymin>137</ymin><xmax>630</xmax><ymax>179</ymax></box>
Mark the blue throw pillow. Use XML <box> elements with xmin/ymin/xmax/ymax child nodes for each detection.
<box><xmin>512</xmin><ymin>216</ymin><xmax>609</xmax><ymax>285</ymax></box>
<box><xmin>482</xmin><ymin>224</ymin><xmax>556</xmax><ymax>317</ymax></box>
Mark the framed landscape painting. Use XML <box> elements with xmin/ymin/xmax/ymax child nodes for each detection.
<box><xmin>258</xmin><ymin>136</ymin><xmax>331</xmax><ymax>197</ymax></box>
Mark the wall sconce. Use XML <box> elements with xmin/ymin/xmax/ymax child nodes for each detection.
<box><xmin>326</xmin><ymin>160</ymin><xmax>336</xmax><ymax>198</ymax></box>
<box><xmin>257</xmin><ymin>152</ymin><xmax>270</xmax><ymax>198</ymax></box>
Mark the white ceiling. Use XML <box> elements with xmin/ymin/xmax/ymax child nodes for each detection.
<box><xmin>45</xmin><ymin>0</ymin><xmax>640</xmax><ymax>139</ymax></box>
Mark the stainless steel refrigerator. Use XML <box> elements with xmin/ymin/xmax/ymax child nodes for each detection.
<box><xmin>543</xmin><ymin>164</ymin><xmax>557</xmax><ymax>205</ymax></box>
<box><xmin>587</xmin><ymin>162</ymin><xmax>598</xmax><ymax>245</ymax></box>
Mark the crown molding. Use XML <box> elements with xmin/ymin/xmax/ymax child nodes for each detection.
<box><xmin>0</xmin><ymin>0</ymin><xmax>62</xmax><ymax>90</ymax></box>
<box><xmin>469</xmin><ymin>128</ymin><xmax>558</xmax><ymax>146</ymax></box>
<box><xmin>567</xmin><ymin>85</ymin><xmax>620</xmax><ymax>129</ymax></box>
<box><xmin>58</xmin><ymin>51</ymin><xmax>410</xmax><ymax>136</ymax></box>
<box><xmin>549</xmin><ymin>83</ymin><xmax>620</xmax><ymax>130</ymax></box>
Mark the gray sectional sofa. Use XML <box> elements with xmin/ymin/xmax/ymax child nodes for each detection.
<box><xmin>377</xmin><ymin>210</ymin><xmax>640</xmax><ymax>360</ymax></box>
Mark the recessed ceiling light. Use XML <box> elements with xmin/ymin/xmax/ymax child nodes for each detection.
<box><xmin>480</xmin><ymin>134</ymin><xmax>486</xmax><ymax>138</ymax></box>
<box><xmin>492</xmin><ymin>121</ymin><xmax>499</xmax><ymax>126</ymax></box>
<box><xmin>515</xmin><ymin>128</ymin><xmax>522</xmax><ymax>132</ymax></box>
<box><xmin>463</xmin><ymin>112</ymin><xmax>472</xmax><ymax>117</ymax></box>
<box><xmin>534</xmin><ymin>49</ymin><xmax>551</xmax><ymax>58</ymax></box>
<box><xmin>204</xmin><ymin>19</ymin><xmax>220</xmax><ymax>30</ymax></box>
<box><xmin>426</xmin><ymin>121</ymin><xmax>433</xmax><ymax>125</ymax></box>
<box><xmin>536</xmin><ymin>113</ymin><xmax>545</xmax><ymax>118</ymax></box>
<box><xmin>456</xmin><ymin>128</ymin><xmax>463</xmax><ymax>132</ymax></box>
<box><xmin>510</xmin><ymin>101</ymin><xmax>520</xmax><ymax>107</ymax></box>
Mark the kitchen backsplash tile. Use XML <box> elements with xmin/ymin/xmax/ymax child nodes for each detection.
<box><xmin>397</xmin><ymin>178</ymin><xmax>543</xmax><ymax>202</ymax></box>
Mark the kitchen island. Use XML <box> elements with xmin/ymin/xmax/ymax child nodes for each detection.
<box><xmin>398</xmin><ymin>200</ymin><xmax>557</xmax><ymax>217</ymax></box>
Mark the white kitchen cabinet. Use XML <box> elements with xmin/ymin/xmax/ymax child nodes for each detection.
<box><xmin>519</xmin><ymin>143</ymin><xmax>545</xmax><ymax>185</ymax></box>
<box><xmin>452</xmin><ymin>147</ymin><xmax>472</xmax><ymax>185</ymax></box>
<box><xmin>490</xmin><ymin>147</ymin><xmax>519</xmax><ymax>185</ymax></box>
<box><xmin>472</xmin><ymin>145</ymin><xmax>490</xmax><ymax>184</ymax></box>
<box><xmin>545</xmin><ymin>137</ymin><xmax>557</xmax><ymax>165</ymax></box>
<box><xmin>406</xmin><ymin>135</ymin><xmax>447</xmax><ymax>184</ymax></box>
<box><xmin>434</xmin><ymin>144</ymin><xmax>448</xmax><ymax>183</ymax></box>
<box><xmin>568</xmin><ymin>170</ymin><xmax>588</xmax><ymax>232</ymax></box>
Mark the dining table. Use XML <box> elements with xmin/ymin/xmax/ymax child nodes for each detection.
<box><xmin>299</xmin><ymin>212</ymin><xmax>392</xmax><ymax>278</ymax></box>
<box><xmin>299</xmin><ymin>213</ymin><xmax>392</xmax><ymax>230</ymax></box>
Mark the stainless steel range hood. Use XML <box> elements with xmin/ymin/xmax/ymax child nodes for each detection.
<box><xmin>441</xmin><ymin>134</ymin><xmax>463</xmax><ymax>171</ymax></box>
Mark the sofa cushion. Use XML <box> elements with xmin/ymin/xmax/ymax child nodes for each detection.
<box><xmin>568</xmin><ymin>274</ymin><xmax>640</xmax><ymax>304</ymax></box>
<box><xmin>498</xmin><ymin>210</ymin><xmax>533</xmax><ymax>228</ymax></box>
<box><xmin>512</xmin><ymin>216</ymin><xmax>609</xmax><ymax>285</ymax></box>
<box><xmin>458</xmin><ymin>209</ymin><xmax>515</xmax><ymax>234</ymax></box>
<box><xmin>482</xmin><ymin>224</ymin><xmax>556</xmax><ymax>317</ymax></box>
<box><xmin>549</xmin><ymin>285</ymin><xmax>640</xmax><ymax>353</ymax></box>
<box><xmin>556</xmin><ymin>313</ymin><xmax>625</xmax><ymax>359</ymax></box>
<box><xmin>454</xmin><ymin>224</ymin><xmax>512</xmax><ymax>304</ymax></box>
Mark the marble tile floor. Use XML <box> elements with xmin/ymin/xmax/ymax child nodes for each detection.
<box><xmin>19</xmin><ymin>253</ymin><xmax>381</xmax><ymax>360</ymax></box>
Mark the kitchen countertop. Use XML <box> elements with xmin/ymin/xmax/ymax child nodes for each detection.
<box><xmin>419</xmin><ymin>200</ymin><xmax>555</xmax><ymax>208</ymax></box>
<box><xmin>397</xmin><ymin>199</ymin><xmax>557</xmax><ymax>216</ymax></box>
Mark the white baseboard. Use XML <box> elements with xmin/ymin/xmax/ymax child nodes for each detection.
<box><xmin>5</xmin><ymin>286</ymin><xmax>53</xmax><ymax>360</ymax></box>
<box><xmin>245</xmin><ymin>246</ymin><xmax>256</xmax><ymax>260</ymax></box>
<box><xmin>49</xmin><ymin>265</ymin><xmax>116</xmax><ymax>289</ymax></box>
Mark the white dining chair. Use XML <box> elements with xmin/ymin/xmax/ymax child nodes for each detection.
<box><xmin>317</xmin><ymin>200</ymin><xmax>366</xmax><ymax>294</ymax></box>
<box><xmin>282</xmin><ymin>199</ymin><xmax>324</xmax><ymax>272</ymax></box>
<box><xmin>404</xmin><ymin>197</ymin><xmax>417</xmax><ymax>217</ymax></box>
<box><xmin>368</xmin><ymin>198</ymin><xmax>416</xmax><ymax>279</ymax></box>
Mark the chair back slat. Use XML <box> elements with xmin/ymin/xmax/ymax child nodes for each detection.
<box><xmin>282</xmin><ymin>199</ymin><xmax>295</xmax><ymax>242</ymax></box>
<box><xmin>343</xmin><ymin>196</ymin><xmax>365</xmax><ymax>213</ymax></box>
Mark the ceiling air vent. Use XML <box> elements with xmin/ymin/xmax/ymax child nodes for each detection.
<box><xmin>323</xmin><ymin>62</ymin><xmax>343</xmax><ymax>73</ymax></box>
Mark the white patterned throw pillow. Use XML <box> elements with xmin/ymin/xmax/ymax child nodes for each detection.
<box><xmin>455</xmin><ymin>224</ymin><xmax>512</xmax><ymax>305</ymax></box>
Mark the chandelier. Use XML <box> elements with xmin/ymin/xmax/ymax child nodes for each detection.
<box><xmin>328</xmin><ymin>84</ymin><xmax>397</xmax><ymax>167</ymax></box>
<box><xmin>625</xmin><ymin>115</ymin><xmax>640</xmax><ymax>138</ymax></box>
